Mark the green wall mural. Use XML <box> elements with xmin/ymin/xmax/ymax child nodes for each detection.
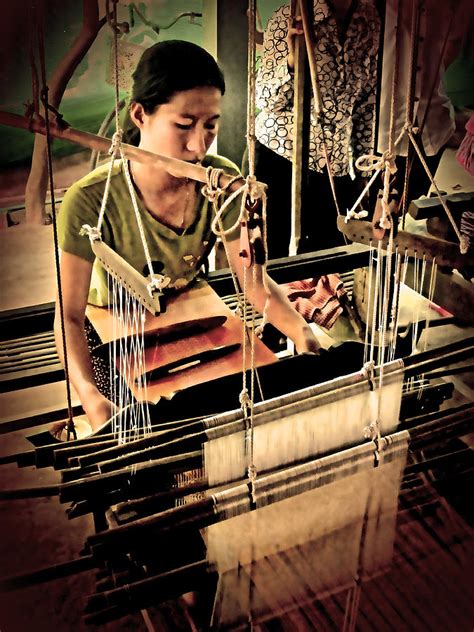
<box><xmin>0</xmin><ymin>1</ymin><xmax>206</xmax><ymax>166</ymax></box>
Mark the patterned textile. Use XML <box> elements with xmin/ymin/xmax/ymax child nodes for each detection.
<box><xmin>460</xmin><ymin>210</ymin><xmax>474</xmax><ymax>250</ymax></box>
<box><xmin>456</xmin><ymin>114</ymin><xmax>474</xmax><ymax>176</ymax></box>
<box><xmin>282</xmin><ymin>274</ymin><xmax>346</xmax><ymax>329</ymax></box>
<box><xmin>84</xmin><ymin>318</ymin><xmax>111</xmax><ymax>400</ymax></box>
<box><xmin>255</xmin><ymin>0</ymin><xmax>380</xmax><ymax>176</ymax></box>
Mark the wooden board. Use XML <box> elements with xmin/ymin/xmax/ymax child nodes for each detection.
<box><xmin>0</xmin><ymin>224</ymin><xmax>56</xmax><ymax>312</ymax></box>
<box><xmin>86</xmin><ymin>281</ymin><xmax>277</xmax><ymax>403</ymax></box>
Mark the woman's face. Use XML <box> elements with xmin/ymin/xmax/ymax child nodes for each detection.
<box><xmin>133</xmin><ymin>86</ymin><xmax>222</xmax><ymax>163</ymax></box>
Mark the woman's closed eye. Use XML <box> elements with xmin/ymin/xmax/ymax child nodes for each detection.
<box><xmin>175</xmin><ymin>122</ymin><xmax>217</xmax><ymax>131</ymax></box>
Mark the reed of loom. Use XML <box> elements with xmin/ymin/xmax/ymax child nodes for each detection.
<box><xmin>56</xmin><ymin>336</ymin><xmax>474</xmax><ymax>484</ymax></box>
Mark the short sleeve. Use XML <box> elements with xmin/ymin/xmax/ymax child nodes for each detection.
<box><xmin>58</xmin><ymin>180</ymin><xmax>109</xmax><ymax>263</ymax></box>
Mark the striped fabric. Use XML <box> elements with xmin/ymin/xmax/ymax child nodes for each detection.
<box><xmin>282</xmin><ymin>274</ymin><xmax>346</xmax><ymax>329</ymax></box>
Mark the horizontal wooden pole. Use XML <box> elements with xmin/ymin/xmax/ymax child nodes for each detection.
<box><xmin>0</xmin><ymin>110</ymin><xmax>260</xmax><ymax>193</ymax></box>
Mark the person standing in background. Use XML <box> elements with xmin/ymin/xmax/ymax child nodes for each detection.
<box><xmin>254</xmin><ymin>0</ymin><xmax>381</xmax><ymax>258</ymax></box>
<box><xmin>376</xmin><ymin>0</ymin><xmax>473</xmax><ymax>208</ymax></box>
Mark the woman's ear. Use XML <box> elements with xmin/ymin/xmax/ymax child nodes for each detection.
<box><xmin>129</xmin><ymin>102</ymin><xmax>146</xmax><ymax>129</ymax></box>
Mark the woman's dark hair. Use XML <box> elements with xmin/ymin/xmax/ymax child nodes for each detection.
<box><xmin>123</xmin><ymin>40</ymin><xmax>225</xmax><ymax>145</ymax></box>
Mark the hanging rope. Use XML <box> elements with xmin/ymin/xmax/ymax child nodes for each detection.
<box><xmin>81</xmin><ymin>1</ymin><xmax>170</xmax><ymax>298</ymax></box>
<box><xmin>398</xmin><ymin>3</ymin><xmax>464</xmax><ymax>249</ymax></box>
<box><xmin>34</xmin><ymin>0</ymin><xmax>76</xmax><ymax>439</ymax></box>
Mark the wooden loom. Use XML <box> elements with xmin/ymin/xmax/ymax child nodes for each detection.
<box><xmin>1</xmin><ymin>2</ymin><xmax>474</xmax><ymax>627</ymax></box>
<box><xmin>0</xmin><ymin>107</ymin><xmax>473</xmax><ymax>629</ymax></box>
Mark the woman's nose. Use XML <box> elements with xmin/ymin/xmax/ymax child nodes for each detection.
<box><xmin>186</xmin><ymin>128</ymin><xmax>207</xmax><ymax>159</ymax></box>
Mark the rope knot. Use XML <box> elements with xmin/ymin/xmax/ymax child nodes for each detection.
<box><xmin>246</xmin><ymin>174</ymin><xmax>266</xmax><ymax>202</ymax></box>
<box><xmin>363</xmin><ymin>423</ymin><xmax>377</xmax><ymax>440</ymax></box>
<box><xmin>345</xmin><ymin>208</ymin><xmax>369</xmax><ymax>223</ymax></box>
<box><xmin>403</xmin><ymin>121</ymin><xmax>419</xmax><ymax>136</ymax></box>
<box><xmin>80</xmin><ymin>224</ymin><xmax>102</xmax><ymax>242</ymax></box>
<box><xmin>247</xmin><ymin>463</ymin><xmax>257</xmax><ymax>483</ymax></box>
<box><xmin>239</xmin><ymin>388</ymin><xmax>252</xmax><ymax>410</ymax></box>
<box><xmin>147</xmin><ymin>275</ymin><xmax>171</xmax><ymax>297</ymax></box>
<box><xmin>460</xmin><ymin>234</ymin><xmax>469</xmax><ymax>255</ymax></box>
<box><xmin>381</xmin><ymin>150</ymin><xmax>397</xmax><ymax>174</ymax></box>
<box><xmin>355</xmin><ymin>153</ymin><xmax>382</xmax><ymax>172</ymax></box>
<box><xmin>109</xmin><ymin>129</ymin><xmax>123</xmax><ymax>156</ymax></box>
<box><xmin>201</xmin><ymin>166</ymin><xmax>224</xmax><ymax>202</ymax></box>
<box><xmin>361</xmin><ymin>360</ymin><xmax>376</xmax><ymax>391</ymax></box>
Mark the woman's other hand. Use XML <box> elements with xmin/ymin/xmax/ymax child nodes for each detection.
<box><xmin>287</xmin><ymin>16</ymin><xmax>303</xmax><ymax>71</ymax></box>
<box><xmin>82</xmin><ymin>390</ymin><xmax>117</xmax><ymax>432</ymax></box>
<box><xmin>294</xmin><ymin>323</ymin><xmax>321</xmax><ymax>354</ymax></box>
<box><xmin>49</xmin><ymin>391</ymin><xmax>116</xmax><ymax>441</ymax></box>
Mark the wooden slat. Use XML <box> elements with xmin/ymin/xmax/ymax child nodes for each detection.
<box><xmin>87</xmin><ymin>281</ymin><xmax>277</xmax><ymax>403</ymax></box>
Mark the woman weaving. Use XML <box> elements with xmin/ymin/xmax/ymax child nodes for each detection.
<box><xmin>54</xmin><ymin>40</ymin><xmax>319</xmax><ymax>437</ymax></box>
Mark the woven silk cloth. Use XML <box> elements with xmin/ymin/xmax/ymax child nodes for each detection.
<box><xmin>282</xmin><ymin>274</ymin><xmax>346</xmax><ymax>329</ymax></box>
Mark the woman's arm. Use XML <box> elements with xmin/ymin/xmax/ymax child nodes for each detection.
<box><xmin>225</xmin><ymin>239</ymin><xmax>320</xmax><ymax>354</ymax></box>
<box><xmin>54</xmin><ymin>251</ymin><xmax>115</xmax><ymax>430</ymax></box>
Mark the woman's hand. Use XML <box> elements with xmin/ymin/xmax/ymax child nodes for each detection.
<box><xmin>287</xmin><ymin>16</ymin><xmax>303</xmax><ymax>71</ymax></box>
<box><xmin>294</xmin><ymin>323</ymin><xmax>321</xmax><ymax>354</ymax></box>
<box><xmin>49</xmin><ymin>391</ymin><xmax>116</xmax><ymax>441</ymax></box>
<box><xmin>82</xmin><ymin>390</ymin><xmax>117</xmax><ymax>433</ymax></box>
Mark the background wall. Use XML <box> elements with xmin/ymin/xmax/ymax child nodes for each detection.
<box><xmin>0</xmin><ymin>0</ymin><xmax>284</xmax><ymax>171</ymax></box>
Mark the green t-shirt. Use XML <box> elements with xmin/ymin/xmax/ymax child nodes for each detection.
<box><xmin>58</xmin><ymin>154</ymin><xmax>242</xmax><ymax>306</ymax></box>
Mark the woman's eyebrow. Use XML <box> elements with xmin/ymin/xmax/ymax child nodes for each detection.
<box><xmin>178</xmin><ymin>113</ymin><xmax>221</xmax><ymax>121</ymax></box>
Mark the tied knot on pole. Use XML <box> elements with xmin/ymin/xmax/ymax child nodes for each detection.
<box><xmin>201</xmin><ymin>166</ymin><xmax>224</xmax><ymax>203</ymax></box>
<box><xmin>363</xmin><ymin>422</ymin><xmax>377</xmax><ymax>440</ymax></box>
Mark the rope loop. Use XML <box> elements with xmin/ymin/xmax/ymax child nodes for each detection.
<box><xmin>206</xmin><ymin>173</ymin><xmax>249</xmax><ymax>237</ymax></box>
<box><xmin>80</xmin><ymin>224</ymin><xmax>102</xmax><ymax>242</ymax></box>
<box><xmin>201</xmin><ymin>166</ymin><xmax>224</xmax><ymax>202</ymax></box>
<box><xmin>355</xmin><ymin>150</ymin><xmax>396</xmax><ymax>175</ymax></box>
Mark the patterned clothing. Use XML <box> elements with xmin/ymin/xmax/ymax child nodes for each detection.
<box><xmin>282</xmin><ymin>274</ymin><xmax>346</xmax><ymax>329</ymax></box>
<box><xmin>58</xmin><ymin>154</ymin><xmax>242</xmax><ymax>306</ymax></box>
<box><xmin>255</xmin><ymin>0</ymin><xmax>380</xmax><ymax>176</ymax></box>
